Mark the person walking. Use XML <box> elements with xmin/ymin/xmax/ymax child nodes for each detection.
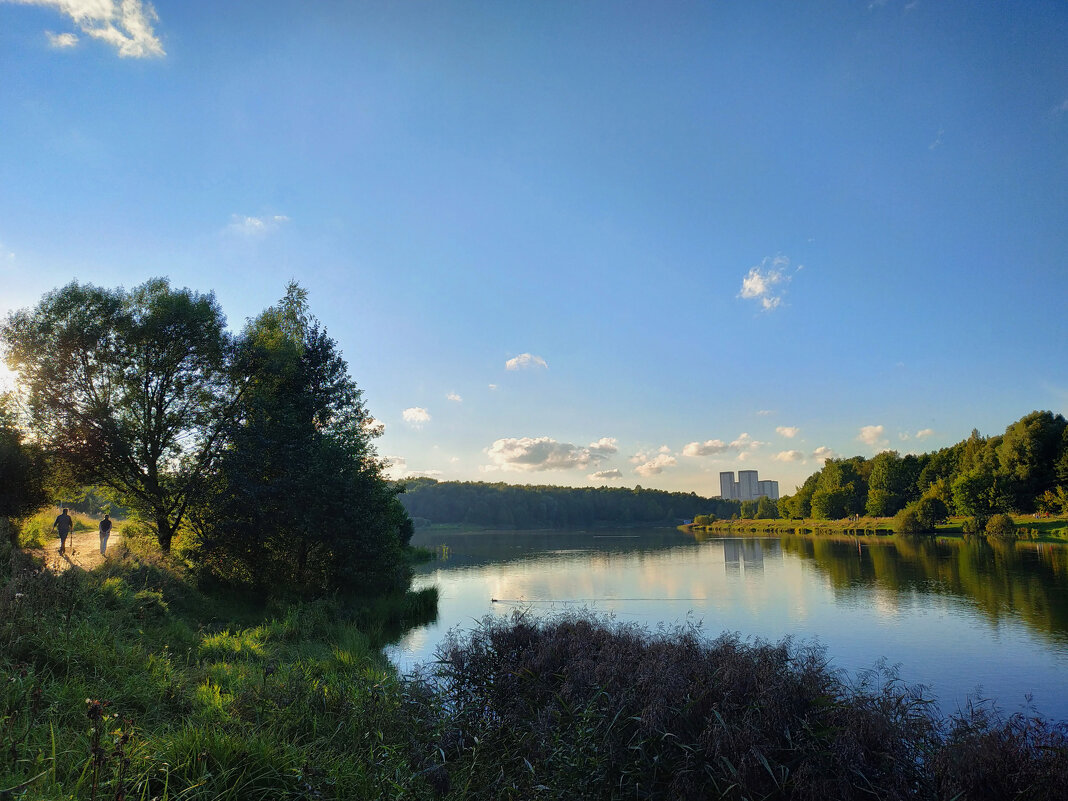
<box><xmin>52</xmin><ymin>508</ymin><xmax>73</xmax><ymax>555</ymax></box>
<box><xmin>98</xmin><ymin>513</ymin><xmax>113</xmax><ymax>556</ymax></box>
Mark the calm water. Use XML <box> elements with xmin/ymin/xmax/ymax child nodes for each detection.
<box><xmin>390</xmin><ymin>528</ymin><xmax>1068</xmax><ymax>721</ymax></box>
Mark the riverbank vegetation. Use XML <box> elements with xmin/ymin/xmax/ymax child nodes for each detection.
<box><xmin>3</xmin><ymin>537</ymin><xmax>1067</xmax><ymax>800</ymax></box>
<box><xmin>685</xmin><ymin>411</ymin><xmax>1067</xmax><ymax>539</ymax></box>
<box><xmin>399</xmin><ymin>478</ymin><xmax>741</xmax><ymax>530</ymax></box>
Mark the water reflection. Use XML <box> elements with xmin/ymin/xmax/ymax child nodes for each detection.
<box><xmin>397</xmin><ymin>529</ymin><xmax>1068</xmax><ymax>719</ymax></box>
<box><xmin>776</xmin><ymin>534</ymin><xmax>1068</xmax><ymax>645</ymax></box>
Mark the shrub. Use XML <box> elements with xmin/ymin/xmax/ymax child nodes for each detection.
<box><xmin>893</xmin><ymin>506</ymin><xmax>924</xmax><ymax>535</ymax></box>
<box><xmin>985</xmin><ymin>513</ymin><xmax>1016</xmax><ymax>539</ymax></box>
<box><xmin>963</xmin><ymin>516</ymin><xmax>988</xmax><ymax>535</ymax></box>
<box><xmin>915</xmin><ymin>495</ymin><xmax>949</xmax><ymax>530</ymax></box>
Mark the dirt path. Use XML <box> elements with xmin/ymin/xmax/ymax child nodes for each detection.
<box><xmin>30</xmin><ymin>528</ymin><xmax>123</xmax><ymax>573</ymax></box>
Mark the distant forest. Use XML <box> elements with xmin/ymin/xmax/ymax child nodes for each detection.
<box><xmin>399</xmin><ymin>411</ymin><xmax>1068</xmax><ymax>532</ymax></box>
<box><xmin>775</xmin><ymin>410</ymin><xmax>1067</xmax><ymax>525</ymax></box>
<box><xmin>398</xmin><ymin>480</ymin><xmax>741</xmax><ymax>529</ymax></box>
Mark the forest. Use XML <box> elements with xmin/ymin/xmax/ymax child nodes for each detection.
<box><xmin>399</xmin><ymin>478</ymin><xmax>741</xmax><ymax>529</ymax></box>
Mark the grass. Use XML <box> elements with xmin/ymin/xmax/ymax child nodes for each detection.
<box><xmin>2</xmin><ymin>519</ymin><xmax>1067</xmax><ymax>799</ymax></box>
<box><xmin>688</xmin><ymin>514</ymin><xmax>1068</xmax><ymax>542</ymax></box>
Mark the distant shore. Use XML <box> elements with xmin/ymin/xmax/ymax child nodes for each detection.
<box><xmin>682</xmin><ymin>514</ymin><xmax>1068</xmax><ymax>542</ymax></box>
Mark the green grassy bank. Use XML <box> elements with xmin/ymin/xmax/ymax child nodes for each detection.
<box><xmin>685</xmin><ymin>514</ymin><xmax>1068</xmax><ymax>542</ymax></box>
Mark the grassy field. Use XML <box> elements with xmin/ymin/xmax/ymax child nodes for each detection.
<box><xmin>687</xmin><ymin>514</ymin><xmax>1068</xmax><ymax>542</ymax></box>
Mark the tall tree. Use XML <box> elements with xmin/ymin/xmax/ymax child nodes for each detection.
<box><xmin>0</xmin><ymin>394</ymin><xmax>51</xmax><ymax>546</ymax></box>
<box><xmin>194</xmin><ymin>284</ymin><xmax>409</xmax><ymax>595</ymax></box>
<box><xmin>996</xmin><ymin>411</ymin><xmax>1067</xmax><ymax>511</ymax></box>
<box><xmin>1</xmin><ymin>280</ymin><xmax>234</xmax><ymax>551</ymax></box>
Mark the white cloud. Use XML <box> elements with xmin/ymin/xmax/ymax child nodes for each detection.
<box><xmin>634</xmin><ymin>453</ymin><xmax>677</xmax><ymax>477</ymax></box>
<box><xmin>774</xmin><ymin>450</ymin><xmax>804</xmax><ymax>462</ymax></box>
<box><xmin>683</xmin><ymin>433</ymin><xmax>766</xmax><ymax>458</ymax></box>
<box><xmin>857</xmin><ymin>424</ymin><xmax>887</xmax><ymax>449</ymax></box>
<box><xmin>776</xmin><ymin>426</ymin><xmax>800</xmax><ymax>438</ymax></box>
<box><xmin>446</xmin><ymin>392</ymin><xmax>462</xmax><ymax>402</ymax></box>
<box><xmin>587</xmin><ymin>437</ymin><xmax>619</xmax><ymax>458</ymax></box>
<box><xmin>46</xmin><ymin>30</ymin><xmax>78</xmax><ymax>47</ymax></box>
<box><xmin>402</xmin><ymin>407</ymin><xmax>430</xmax><ymax>427</ymax></box>
<box><xmin>488</xmin><ymin>383</ymin><xmax>498</xmax><ymax>391</ymax></box>
<box><xmin>588</xmin><ymin>469</ymin><xmax>623</xmax><ymax>481</ymax></box>
<box><xmin>385</xmin><ymin>455</ymin><xmax>407</xmax><ymax>479</ymax></box>
<box><xmin>505</xmin><ymin>353</ymin><xmax>548</xmax><ymax>371</ymax></box>
<box><xmin>812</xmin><ymin>446</ymin><xmax>837</xmax><ymax>464</ymax></box>
<box><xmin>729</xmin><ymin>432</ymin><xmax>766</xmax><ymax>450</ymax></box>
<box><xmin>10</xmin><ymin>0</ymin><xmax>164</xmax><ymax>58</ymax></box>
<box><xmin>683</xmin><ymin>439</ymin><xmax>728</xmax><ymax>457</ymax></box>
<box><xmin>915</xmin><ymin>428</ymin><xmax>934</xmax><ymax>440</ymax></box>
<box><xmin>227</xmin><ymin>214</ymin><xmax>289</xmax><ymax>237</ymax></box>
<box><xmin>408</xmin><ymin>470</ymin><xmax>443</xmax><ymax>478</ymax></box>
<box><xmin>485</xmin><ymin>436</ymin><xmax>616</xmax><ymax>472</ymax></box>
<box><xmin>739</xmin><ymin>255</ymin><xmax>801</xmax><ymax>312</ymax></box>
<box><xmin>929</xmin><ymin>128</ymin><xmax>944</xmax><ymax>150</ymax></box>
<box><xmin>756</xmin><ymin>409</ymin><xmax>773</xmax><ymax>416</ymax></box>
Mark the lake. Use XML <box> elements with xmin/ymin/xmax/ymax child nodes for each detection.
<box><xmin>390</xmin><ymin>528</ymin><xmax>1068</xmax><ymax>721</ymax></box>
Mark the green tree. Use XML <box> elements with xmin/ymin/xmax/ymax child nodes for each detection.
<box><xmin>755</xmin><ymin>495</ymin><xmax>779</xmax><ymax>519</ymax></box>
<box><xmin>913</xmin><ymin>495</ymin><xmax>948</xmax><ymax>530</ymax></box>
<box><xmin>740</xmin><ymin>500</ymin><xmax>758</xmax><ymax>519</ymax></box>
<box><xmin>1</xmin><ymin>280</ymin><xmax>234</xmax><ymax>551</ymax></box>
<box><xmin>996</xmin><ymin>411</ymin><xmax>1067</xmax><ymax>511</ymax></box>
<box><xmin>194</xmin><ymin>285</ymin><xmax>409</xmax><ymax>595</ymax></box>
<box><xmin>985</xmin><ymin>513</ymin><xmax>1016</xmax><ymax>539</ymax></box>
<box><xmin>0</xmin><ymin>394</ymin><xmax>51</xmax><ymax>546</ymax></box>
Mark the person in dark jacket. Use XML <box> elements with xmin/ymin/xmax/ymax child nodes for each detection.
<box><xmin>52</xmin><ymin>508</ymin><xmax>73</xmax><ymax>555</ymax></box>
<box><xmin>99</xmin><ymin>514</ymin><xmax>113</xmax><ymax>555</ymax></box>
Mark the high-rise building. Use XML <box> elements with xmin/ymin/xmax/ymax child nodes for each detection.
<box><xmin>718</xmin><ymin>470</ymin><xmax>779</xmax><ymax>501</ymax></box>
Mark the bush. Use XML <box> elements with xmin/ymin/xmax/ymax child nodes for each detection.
<box><xmin>427</xmin><ymin>613</ymin><xmax>1068</xmax><ymax>801</ymax></box>
<box><xmin>963</xmin><ymin>516</ymin><xmax>988</xmax><ymax>535</ymax></box>
<box><xmin>893</xmin><ymin>506</ymin><xmax>925</xmax><ymax>535</ymax></box>
<box><xmin>915</xmin><ymin>495</ymin><xmax>949</xmax><ymax>530</ymax></box>
<box><xmin>985</xmin><ymin>513</ymin><xmax>1016</xmax><ymax>539</ymax></box>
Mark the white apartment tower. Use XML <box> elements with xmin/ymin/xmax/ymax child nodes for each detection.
<box><xmin>719</xmin><ymin>470</ymin><xmax>779</xmax><ymax>501</ymax></box>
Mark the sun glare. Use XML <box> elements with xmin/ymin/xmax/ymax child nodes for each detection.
<box><xmin>0</xmin><ymin>362</ymin><xmax>17</xmax><ymax>391</ymax></box>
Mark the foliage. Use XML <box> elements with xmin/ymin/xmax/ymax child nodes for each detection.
<box><xmin>755</xmin><ymin>494</ymin><xmax>779</xmax><ymax>519</ymax></box>
<box><xmin>0</xmin><ymin>394</ymin><xmax>50</xmax><ymax>545</ymax></box>
<box><xmin>400</xmin><ymin>478</ymin><xmax>740</xmax><ymax>529</ymax></box>
<box><xmin>428</xmin><ymin>612</ymin><xmax>1068</xmax><ymax>801</ymax></box>
<box><xmin>1</xmin><ymin>279</ymin><xmax>235</xmax><ymax>551</ymax></box>
<box><xmin>893</xmin><ymin>506</ymin><xmax>925</xmax><ymax>535</ymax></box>
<box><xmin>740</xmin><ymin>499</ymin><xmax>758</xmax><ymax>519</ymax></box>
<box><xmin>192</xmin><ymin>284</ymin><xmax>410</xmax><ymax>597</ymax></box>
<box><xmin>985</xmin><ymin>513</ymin><xmax>1016</xmax><ymax>539</ymax></box>
<box><xmin>784</xmin><ymin>411</ymin><xmax>1068</xmax><ymax>523</ymax></box>
<box><xmin>914</xmin><ymin>495</ymin><xmax>949</xmax><ymax>530</ymax></box>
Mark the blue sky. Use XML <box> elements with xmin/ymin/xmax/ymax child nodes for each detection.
<box><xmin>1</xmin><ymin>0</ymin><xmax>1066</xmax><ymax>494</ymax></box>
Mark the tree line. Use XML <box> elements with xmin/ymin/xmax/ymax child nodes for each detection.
<box><xmin>0</xmin><ymin>279</ymin><xmax>412</xmax><ymax>596</ymax></box>
<box><xmin>399</xmin><ymin>478</ymin><xmax>740</xmax><ymax>529</ymax></box>
<box><xmin>769</xmin><ymin>410</ymin><xmax>1068</xmax><ymax>531</ymax></box>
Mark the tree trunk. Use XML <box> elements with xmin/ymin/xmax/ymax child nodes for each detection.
<box><xmin>155</xmin><ymin>512</ymin><xmax>174</xmax><ymax>552</ymax></box>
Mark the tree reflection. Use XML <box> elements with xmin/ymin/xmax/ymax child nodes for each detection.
<box><xmin>777</xmin><ymin>535</ymin><xmax>1068</xmax><ymax>642</ymax></box>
